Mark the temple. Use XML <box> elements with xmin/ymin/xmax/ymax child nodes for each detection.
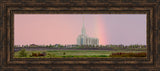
<box><xmin>77</xmin><ymin>16</ymin><xmax>99</xmax><ymax>46</ymax></box>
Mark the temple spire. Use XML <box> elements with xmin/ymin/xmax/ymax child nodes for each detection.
<box><xmin>82</xmin><ymin>16</ymin><xmax>86</xmax><ymax>35</ymax></box>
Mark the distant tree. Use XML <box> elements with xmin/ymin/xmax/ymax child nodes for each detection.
<box><xmin>49</xmin><ymin>44</ymin><xmax>52</xmax><ymax>47</ymax></box>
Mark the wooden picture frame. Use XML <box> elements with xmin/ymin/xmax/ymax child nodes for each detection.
<box><xmin>0</xmin><ymin>0</ymin><xmax>159</xmax><ymax>70</ymax></box>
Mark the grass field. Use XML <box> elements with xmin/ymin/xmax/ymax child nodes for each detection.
<box><xmin>14</xmin><ymin>50</ymin><xmax>146</xmax><ymax>58</ymax></box>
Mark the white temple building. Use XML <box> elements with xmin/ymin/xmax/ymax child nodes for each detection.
<box><xmin>77</xmin><ymin>17</ymin><xmax>99</xmax><ymax>46</ymax></box>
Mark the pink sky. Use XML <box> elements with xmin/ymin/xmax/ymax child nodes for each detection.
<box><xmin>14</xmin><ymin>14</ymin><xmax>146</xmax><ymax>46</ymax></box>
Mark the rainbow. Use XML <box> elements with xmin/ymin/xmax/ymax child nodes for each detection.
<box><xmin>94</xmin><ymin>16</ymin><xmax>108</xmax><ymax>45</ymax></box>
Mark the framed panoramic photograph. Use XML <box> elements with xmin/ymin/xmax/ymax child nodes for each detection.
<box><xmin>14</xmin><ymin>14</ymin><xmax>147</xmax><ymax>58</ymax></box>
<box><xmin>0</xmin><ymin>0</ymin><xmax>159</xmax><ymax>71</ymax></box>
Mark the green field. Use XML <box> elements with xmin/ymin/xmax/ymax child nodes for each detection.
<box><xmin>14</xmin><ymin>50</ymin><xmax>146</xmax><ymax>58</ymax></box>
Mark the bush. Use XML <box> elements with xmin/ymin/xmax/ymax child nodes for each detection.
<box><xmin>31</xmin><ymin>52</ymin><xmax>47</xmax><ymax>57</ymax></box>
<box><xmin>32</xmin><ymin>52</ymin><xmax>38</xmax><ymax>57</ymax></box>
<box><xmin>63</xmin><ymin>52</ymin><xmax>66</xmax><ymax>55</ymax></box>
<box><xmin>18</xmin><ymin>49</ymin><xmax>27</xmax><ymax>57</ymax></box>
<box><xmin>109</xmin><ymin>52</ymin><xmax>146</xmax><ymax>57</ymax></box>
